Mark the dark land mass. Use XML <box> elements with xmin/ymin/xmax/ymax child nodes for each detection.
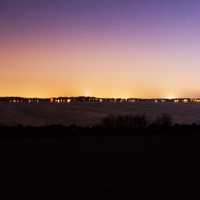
<box><xmin>1</xmin><ymin>113</ymin><xmax>200</xmax><ymax>153</ymax></box>
<box><xmin>1</xmin><ymin>116</ymin><xmax>199</xmax><ymax>196</ymax></box>
<box><xmin>1</xmin><ymin>123</ymin><xmax>200</xmax><ymax>153</ymax></box>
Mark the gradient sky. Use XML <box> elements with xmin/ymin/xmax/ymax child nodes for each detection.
<box><xmin>1</xmin><ymin>0</ymin><xmax>200</xmax><ymax>98</ymax></box>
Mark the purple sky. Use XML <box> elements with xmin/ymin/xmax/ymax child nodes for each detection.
<box><xmin>1</xmin><ymin>0</ymin><xmax>200</xmax><ymax>98</ymax></box>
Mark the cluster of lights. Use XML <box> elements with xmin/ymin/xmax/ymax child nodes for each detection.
<box><xmin>50</xmin><ymin>99</ymin><xmax>71</xmax><ymax>104</ymax></box>
<box><xmin>192</xmin><ymin>99</ymin><xmax>200</xmax><ymax>103</ymax></box>
<box><xmin>9</xmin><ymin>99</ymin><xmax>40</xmax><ymax>103</ymax></box>
<box><xmin>5</xmin><ymin>97</ymin><xmax>200</xmax><ymax>104</ymax></box>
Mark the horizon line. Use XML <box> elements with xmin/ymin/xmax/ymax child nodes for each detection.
<box><xmin>0</xmin><ymin>96</ymin><xmax>199</xmax><ymax>100</ymax></box>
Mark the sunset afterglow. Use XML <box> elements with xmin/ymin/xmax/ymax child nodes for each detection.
<box><xmin>1</xmin><ymin>0</ymin><xmax>200</xmax><ymax>98</ymax></box>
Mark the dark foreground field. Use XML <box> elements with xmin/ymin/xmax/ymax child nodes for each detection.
<box><xmin>1</xmin><ymin>121</ymin><xmax>199</xmax><ymax>196</ymax></box>
<box><xmin>1</xmin><ymin>124</ymin><xmax>200</xmax><ymax>153</ymax></box>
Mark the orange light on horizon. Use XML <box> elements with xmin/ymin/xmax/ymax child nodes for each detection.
<box><xmin>164</xmin><ymin>95</ymin><xmax>177</xmax><ymax>100</ymax></box>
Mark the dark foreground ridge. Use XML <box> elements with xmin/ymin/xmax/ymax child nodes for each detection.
<box><xmin>1</xmin><ymin>114</ymin><xmax>200</xmax><ymax>152</ymax></box>
<box><xmin>0</xmin><ymin>115</ymin><xmax>199</xmax><ymax>196</ymax></box>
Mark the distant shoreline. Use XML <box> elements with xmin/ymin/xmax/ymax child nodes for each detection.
<box><xmin>0</xmin><ymin>96</ymin><xmax>199</xmax><ymax>104</ymax></box>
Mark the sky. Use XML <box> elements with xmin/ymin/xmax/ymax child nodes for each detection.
<box><xmin>1</xmin><ymin>0</ymin><xmax>200</xmax><ymax>98</ymax></box>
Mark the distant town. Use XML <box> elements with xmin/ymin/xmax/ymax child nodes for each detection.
<box><xmin>0</xmin><ymin>97</ymin><xmax>200</xmax><ymax>104</ymax></box>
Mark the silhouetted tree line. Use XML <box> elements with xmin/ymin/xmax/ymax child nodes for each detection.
<box><xmin>1</xmin><ymin>114</ymin><xmax>200</xmax><ymax>153</ymax></box>
<box><xmin>0</xmin><ymin>113</ymin><xmax>200</xmax><ymax>137</ymax></box>
<box><xmin>0</xmin><ymin>113</ymin><xmax>198</xmax><ymax>132</ymax></box>
<box><xmin>100</xmin><ymin>113</ymin><xmax>173</xmax><ymax>129</ymax></box>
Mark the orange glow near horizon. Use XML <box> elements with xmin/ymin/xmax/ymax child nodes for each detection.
<box><xmin>0</xmin><ymin>38</ymin><xmax>197</xmax><ymax>99</ymax></box>
<box><xmin>1</xmin><ymin>1</ymin><xmax>200</xmax><ymax>98</ymax></box>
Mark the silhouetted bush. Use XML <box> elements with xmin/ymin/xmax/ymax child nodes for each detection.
<box><xmin>101</xmin><ymin>114</ymin><xmax>147</xmax><ymax>129</ymax></box>
<box><xmin>152</xmin><ymin>114</ymin><xmax>173</xmax><ymax>127</ymax></box>
<box><xmin>131</xmin><ymin>115</ymin><xmax>148</xmax><ymax>128</ymax></box>
<box><xmin>100</xmin><ymin>113</ymin><xmax>174</xmax><ymax>129</ymax></box>
<box><xmin>101</xmin><ymin>115</ymin><xmax>117</xmax><ymax>129</ymax></box>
